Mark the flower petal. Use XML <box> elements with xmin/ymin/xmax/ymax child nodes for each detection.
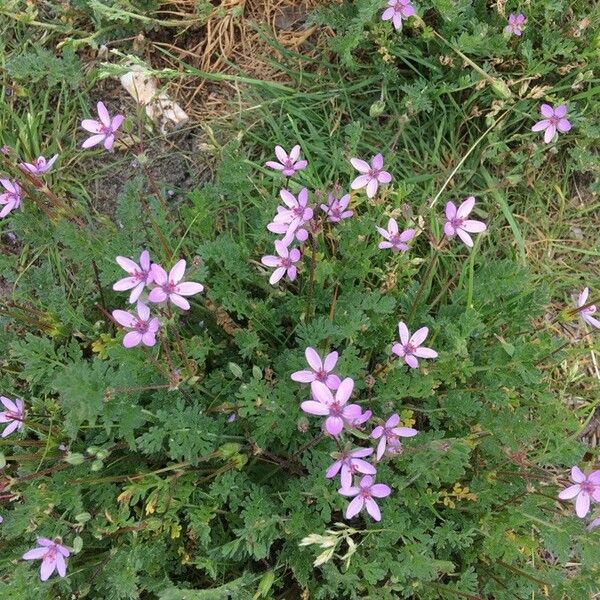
<box><xmin>345</xmin><ymin>495</ymin><xmax>364</xmax><ymax>519</ymax></box>
<box><xmin>301</xmin><ymin>400</ymin><xmax>330</xmax><ymax>416</ymax></box>
<box><xmin>364</xmin><ymin>497</ymin><xmax>381</xmax><ymax>521</ymax></box>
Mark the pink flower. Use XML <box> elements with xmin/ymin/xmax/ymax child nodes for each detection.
<box><xmin>347</xmin><ymin>407</ymin><xmax>372</xmax><ymax>428</ymax></box>
<box><xmin>381</xmin><ymin>0</ymin><xmax>416</xmax><ymax>30</ymax></box>
<box><xmin>0</xmin><ymin>396</ymin><xmax>25</xmax><ymax>438</ymax></box>
<box><xmin>376</xmin><ymin>218</ymin><xmax>415</xmax><ymax>252</ymax></box>
<box><xmin>326</xmin><ymin>447</ymin><xmax>376</xmax><ymax>489</ymax></box>
<box><xmin>576</xmin><ymin>288</ymin><xmax>600</xmax><ymax>330</ymax></box>
<box><xmin>261</xmin><ymin>240</ymin><xmax>302</xmax><ymax>285</ymax></box>
<box><xmin>505</xmin><ymin>13</ymin><xmax>526</xmax><ymax>36</ymax></box>
<box><xmin>301</xmin><ymin>378</ymin><xmax>363</xmax><ymax>437</ymax></box>
<box><xmin>558</xmin><ymin>466</ymin><xmax>600</xmax><ymax>518</ymax></box>
<box><xmin>532</xmin><ymin>104</ymin><xmax>571</xmax><ymax>144</ymax></box>
<box><xmin>350</xmin><ymin>153</ymin><xmax>392</xmax><ymax>199</ymax></box>
<box><xmin>113</xmin><ymin>250</ymin><xmax>155</xmax><ymax>303</ymax></box>
<box><xmin>19</xmin><ymin>154</ymin><xmax>58</xmax><ymax>176</ymax></box>
<box><xmin>0</xmin><ymin>179</ymin><xmax>22</xmax><ymax>218</ymax></box>
<box><xmin>291</xmin><ymin>347</ymin><xmax>341</xmax><ymax>390</ymax></box>
<box><xmin>265</xmin><ymin>145</ymin><xmax>308</xmax><ymax>177</ymax></box>
<box><xmin>371</xmin><ymin>413</ymin><xmax>418</xmax><ymax>460</ymax></box>
<box><xmin>339</xmin><ymin>475</ymin><xmax>391</xmax><ymax>521</ymax></box>
<box><xmin>392</xmin><ymin>322</ymin><xmax>438</xmax><ymax>369</ymax></box>
<box><xmin>444</xmin><ymin>197</ymin><xmax>487</xmax><ymax>248</ymax></box>
<box><xmin>81</xmin><ymin>101</ymin><xmax>124</xmax><ymax>151</ymax></box>
<box><xmin>148</xmin><ymin>260</ymin><xmax>204</xmax><ymax>310</ymax></box>
<box><xmin>112</xmin><ymin>302</ymin><xmax>160</xmax><ymax>348</ymax></box>
<box><xmin>320</xmin><ymin>193</ymin><xmax>353</xmax><ymax>223</ymax></box>
<box><xmin>268</xmin><ymin>188</ymin><xmax>313</xmax><ymax>243</ymax></box>
<box><xmin>23</xmin><ymin>538</ymin><xmax>70</xmax><ymax>581</ymax></box>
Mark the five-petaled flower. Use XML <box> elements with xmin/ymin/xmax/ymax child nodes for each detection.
<box><xmin>291</xmin><ymin>347</ymin><xmax>341</xmax><ymax>391</ymax></box>
<box><xmin>265</xmin><ymin>145</ymin><xmax>308</xmax><ymax>177</ymax></box>
<box><xmin>381</xmin><ymin>0</ymin><xmax>416</xmax><ymax>30</ymax></box>
<box><xmin>505</xmin><ymin>13</ymin><xmax>526</xmax><ymax>36</ymax></box>
<box><xmin>301</xmin><ymin>378</ymin><xmax>363</xmax><ymax>436</ymax></box>
<box><xmin>326</xmin><ymin>447</ymin><xmax>376</xmax><ymax>489</ymax></box>
<box><xmin>531</xmin><ymin>104</ymin><xmax>571</xmax><ymax>144</ymax></box>
<box><xmin>576</xmin><ymin>288</ymin><xmax>600</xmax><ymax>330</ymax></box>
<box><xmin>0</xmin><ymin>396</ymin><xmax>25</xmax><ymax>438</ymax></box>
<box><xmin>320</xmin><ymin>193</ymin><xmax>353</xmax><ymax>223</ymax></box>
<box><xmin>444</xmin><ymin>196</ymin><xmax>487</xmax><ymax>248</ymax></box>
<box><xmin>392</xmin><ymin>322</ymin><xmax>438</xmax><ymax>369</ymax></box>
<box><xmin>112</xmin><ymin>302</ymin><xmax>160</xmax><ymax>348</ymax></box>
<box><xmin>377</xmin><ymin>218</ymin><xmax>415</xmax><ymax>252</ymax></box>
<box><xmin>268</xmin><ymin>188</ymin><xmax>314</xmax><ymax>244</ymax></box>
<box><xmin>261</xmin><ymin>240</ymin><xmax>302</xmax><ymax>285</ymax></box>
<box><xmin>81</xmin><ymin>101</ymin><xmax>124</xmax><ymax>151</ymax></box>
<box><xmin>19</xmin><ymin>155</ymin><xmax>58</xmax><ymax>176</ymax></box>
<box><xmin>339</xmin><ymin>475</ymin><xmax>391</xmax><ymax>521</ymax></box>
<box><xmin>558</xmin><ymin>466</ymin><xmax>600</xmax><ymax>518</ymax></box>
<box><xmin>149</xmin><ymin>260</ymin><xmax>204</xmax><ymax>310</ymax></box>
<box><xmin>113</xmin><ymin>250</ymin><xmax>155</xmax><ymax>303</ymax></box>
<box><xmin>350</xmin><ymin>154</ymin><xmax>392</xmax><ymax>199</ymax></box>
<box><xmin>0</xmin><ymin>179</ymin><xmax>22</xmax><ymax>218</ymax></box>
<box><xmin>371</xmin><ymin>413</ymin><xmax>418</xmax><ymax>460</ymax></box>
<box><xmin>23</xmin><ymin>538</ymin><xmax>70</xmax><ymax>581</ymax></box>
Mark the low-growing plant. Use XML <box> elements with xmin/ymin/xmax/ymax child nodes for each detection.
<box><xmin>0</xmin><ymin>0</ymin><xmax>599</xmax><ymax>598</ymax></box>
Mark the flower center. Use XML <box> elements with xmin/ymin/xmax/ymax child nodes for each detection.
<box><xmin>359</xmin><ymin>488</ymin><xmax>372</xmax><ymax>499</ymax></box>
<box><xmin>451</xmin><ymin>217</ymin><xmax>464</xmax><ymax>229</ymax></box>
<box><xmin>367</xmin><ymin>168</ymin><xmax>379</xmax><ymax>178</ymax></box>
<box><xmin>548</xmin><ymin>115</ymin><xmax>559</xmax><ymax>126</ymax></box>
<box><xmin>404</xmin><ymin>343</ymin><xmax>416</xmax><ymax>354</ymax></box>
<box><xmin>581</xmin><ymin>482</ymin><xmax>596</xmax><ymax>494</ymax></box>
<box><xmin>329</xmin><ymin>401</ymin><xmax>342</xmax><ymax>417</ymax></box>
<box><xmin>280</xmin><ymin>257</ymin><xmax>292</xmax><ymax>268</ymax></box>
<box><xmin>134</xmin><ymin>318</ymin><xmax>148</xmax><ymax>333</ymax></box>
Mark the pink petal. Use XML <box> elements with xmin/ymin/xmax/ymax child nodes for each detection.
<box><xmin>311</xmin><ymin>381</ymin><xmax>333</xmax><ymax>405</ymax></box>
<box><xmin>409</xmin><ymin>326</ymin><xmax>429</xmax><ymax>347</ymax></box>
<box><xmin>55</xmin><ymin>553</ymin><xmax>67</xmax><ymax>577</ymax></box>
<box><xmin>405</xmin><ymin>354</ymin><xmax>419</xmax><ymax>369</ymax></box>
<box><xmin>81</xmin><ymin>119</ymin><xmax>102</xmax><ymax>133</ymax></box>
<box><xmin>129</xmin><ymin>281</ymin><xmax>145</xmax><ymax>303</ymax></box>
<box><xmin>151</xmin><ymin>264</ymin><xmax>168</xmax><ymax>285</ymax></box>
<box><xmin>291</xmin><ymin>370</ymin><xmax>316</xmax><ymax>383</ymax></box>
<box><xmin>335</xmin><ymin>378</ymin><xmax>354</xmax><ymax>405</ymax></box>
<box><xmin>274</xmin><ymin>145</ymin><xmax>288</xmax><ymax>164</ymax></box>
<box><xmin>2</xmin><ymin>421</ymin><xmax>20</xmax><ymax>437</ymax></box>
<box><xmin>111</xmin><ymin>114</ymin><xmax>124</xmax><ymax>131</ymax></box>
<box><xmin>456</xmin><ymin>228</ymin><xmax>474</xmax><ymax>247</ymax></box>
<box><xmin>578</xmin><ymin>287</ymin><xmax>589</xmax><ymax>306</ymax></box>
<box><xmin>323</xmin><ymin>351</ymin><xmax>338</xmax><ymax>372</ymax></box>
<box><xmin>554</xmin><ymin>104</ymin><xmax>567</xmax><ymax>118</ymax></box>
<box><xmin>113</xmin><ymin>277</ymin><xmax>138</xmax><ymax>291</ymax></box>
<box><xmin>289</xmin><ymin>248</ymin><xmax>301</xmax><ymax>262</ymax></box>
<box><xmin>444</xmin><ymin>222</ymin><xmax>456</xmax><ymax>236</ymax></box>
<box><xmin>462</xmin><ymin>219</ymin><xmax>487</xmax><ymax>233</ymax></box>
<box><xmin>338</xmin><ymin>486</ymin><xmax>359</xmax><ymax>497</ymax></box>
<box><xmin>366</xmin><ymin>178</ymin><xmax>379</xmax><ymax>198</ymax></box>
<box><xmin>269</xmin><ymin>267</ymin><xmax>286</xmax><ymax>285</ymax></box>
<box><xmin>351</xmin><ymin>175</ymin><xmax>371</xmax><ymax>190</ymax></box>
<box><xmin>141</xmin><ymin>332</ymin><xmax>157</xmax><ymax>347</ymax></box>
<box><xmin>169</xmin><ymin>259</ymin><xmax>186</xmax><ymax>284</ymax></box>
<box><xmin>575</xmin><ymin>492</ymin><xmax>590</xmax><ymax>518</ymax></box>
<box><xmin>540</xmin><ymin>104</ymin><xmax>554</xmax><ymax>118</ymax></box>
<box><xmin>325</xmin><ymin>374</ymin><xmax>341</xmax><ymax>390</ymax></box>
<box><xmin>376</xmin><ymin>436</ymin><xmax>386</xmax><ymax>460</ymax></box>
<box><xmin>40</xmin><ymin>557</ymin><xmax>56</xmax><ymax>581</ymax></box>
<box><xmin>378</xmin><ymin>170</ymin><xmax>392</xmax><ymax>183</ymax></box>
<box><xmin>170</xmin><ymin>293</ymin><xmax>190</xmax><ymax>310</ymax></box>
<box><xmin>571</xmin><ymin>466</ymin><xmax>585</xmax><ymax>483</ymax></box>
<box><xmin>123</xmin><ymin>331</ymin><xmax>143</xmax><ymax>348</ymax></box>
<box><xmin>112</xmin><ymin>309</ymin><xmax>136</xmax><ymax>328</ymax></box>
<box><xmin>414</xmin><ymin>347</ymin><xmax>438</xmax><ymax>359</ymax></box>
<box><xmin>364</xmin><ymin>497</ymin><xmax>381</xmax><ymax>521</ymax></box>
<box><xmin>350</xmin><ymin>158</ymin><xmax>371</xmax><ymax>173</ymax></box>
<box><xmin>266</xmin><ymin>161</ymin><xmax>285</xmax><ymax>170</ymax></box>
<box><xmin>82</xmin><ymin>134</ymin><xmax>106</xmax><ymax>149</ymax></box>
<box><xmin>301</xmin><ymin>400</ymin><xmax>330</xmax><ymax>416</ymax></box>
<box><xmin>96</xmin><ymin>101</ymin><xmax>111</xmax><ymax>127</ymax></box>
<box><xmin>398</xmin><ymin>321</ymin><xmax>409</xmax><ymax>345</ymax></box>
<box><xmin>139</xmin><ymin>250</ymin><xmax>151</xmax><ymax>271</ymax></box>
<box><xmin>531</xmin><ymin>120</ymin><xmax>549</xmax><ymax>132</ymax></box>
<box><xmin>289</xmin><ymin>145</ymin><xmax>300</xmax><ymax>161</ymax></box>
<box><xmin>148</xmin><ymin>288</ymin><xmax>167</xmax><ymax>303</ymax></box>
<box><xmin>370</xmin><ymin>483</ymin><xmax>392</xmax><ymax>498</ymax></box>
<box><xmin>400</xmin><ymin>228</ymin><xmax>415</xmax><ymax>242</ymax></box>
<box><xmin>176</xmin><ymin>282</ymin><xmax>204</xmax><ymax>296</ymax></box>
<box><xmin>543</xmin><ymin>124</ymin><xmax>556</xmax><ymax>143</ymax></box>
<box><xmin>381</xmin><ymin>6</ymin><xmax>394</xmax><ymax>20</ymax></box>
<box><xmin>372</xmin><ymin>153</ymin><xmax>384</xmax><ymax>170</ymax></box>
<box><xmin>280</xmin><ymin>189</ymin><xmax>297</xmax><ymax>208</ymax></box>
<box><xmin>325</xmin><ymin>416</ymin><xmax>344</xmax><ymax>436</ymax></box>
<box><xmin>386</xmin><ymin>413</ymin><xmax>400</xmax><ymax>428</ymax></box>
<box><xmin>261</xmin><ymin>255</ymin><xmax>280</xmax><ymax>267</ymax></box>
<box><xmin>22</xmin><ymin>547</ymin><xmax>47</xmax><ymax>560</ymax></box>
<box><xmin>305</xmin><ymin>347</ymin><xmax>323</xmax><ymax>371</ymax></box>
<box><xmin>457</xmin><ymin>196</ymin><xmax>475</xmax><ymax>219</ymax></box>
<box><xmin>345</xmin><ymin>495</ymin><xmax>364</xmax><ymax>519</ymax></box>
<box><xmin>326</xmin><ymin>460</ymin><xmax>342</xmax><ymax>479</ymax></box>
<box><xmin>352</xmin><ymin>459</ymin><xmax>377</xmax><ymax>475</ymax></box>
<box><xmin>557</xmin><ymin>118</ymin><xmax>571</xmax><ymax>133</ymax></box>
<box><xmin>391</xmin><ymin>342</ymin><xmax>405</xmax><ymax>357</ymax></box>
<box><xmin>103</xmin><ymin>134</ymin><xmax>115</xmax><ymax>150</ymax></box>
<box><xmin>136</xmin><ymin>302</ymin><xmax>150</xmax><ymax>321</ymax></box>
<box><xmin>1</xmin><ymin>397</ymin><xmax>18</xmax><ymax>412</ymax></box>
<box><xmin>394</xmin><ymin>426</ymin><xmax>418</xmax><ymax>437</ymax></box>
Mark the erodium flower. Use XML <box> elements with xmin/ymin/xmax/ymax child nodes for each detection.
<box><xmin>149</xmin><ymin>260</ymin><xmax>204</xmax><ymax>310</ymax></box>
<box><xmin>19</xmin><ymin>154</ymin><xmax>59</xmax><ymax>176</ymax></box>
<box><xmin>371</xmin><ymin>413</ymin><xmax>418</xmax><ymax>460</ymax></box>
<box><xmin>113</xmin><ymin>250</ymin><xmax>155</xmax><ymax>303</ymax></box>
<box><xmin>444</xmin><ymin>196</ymin><xmax>487</xmax><ymax>248</ymax></box>
<box><xmin>112</xmin><ymin>302</ymin><xmax>160</xmax><ymax>348</ymax></box>
<box><xmin>339</xmin><ymin>475</ymin><xmax>391</xmax><ymax>521</ymax></box>
<box><xmin>505</xmin><ymin>13</ymin><xmax>526</xmax><ymax>36</ymax></box>
<box><xmin>268</xmin><ymin>188</ymin><xmax>314</xmax><ymax>241</ymax></box>
<box><xmin>326</xmin><ymin>447</ymin><xmax>376</xmax><ymax>489</ymax></box>
<box><xmin>381</xmin><ymin>0</ymin><xmax>416</xmax><ymax>30</ymax></box>
<box><xmin>531</xmin><ymin>104</ymin><xmax>571</xmax><ymax>144</ymax></box>
<box><xmin>265</xmin><ymin>145</ymin><xmax>308</xmax><ymax>177</ymax></box>
<box><xmin>558</xmin><ymin>466</ymin><xmax>600</xmax><ymax>518</ymax></box>
<box><xmin>23</xmin><ymin>538</ymin><xmax>70</xmax><ymax>581</ymax></box>
<box><xmin>377</xmin><ymin>218</ymin><xmax>415</xmax><ymax>252</ymax></box>
<box><xmin>261</xmin><ymin>240</ymin><xmax>302</xmax><ymax>285</ymax></box>
<box><xmin>350</xmin><ymin>153</ymin><xmax>392</xmax><ymax>199</ymax></box>
<box><xmin>81</xmin><ymin>101</ymin><xmax>124</xmax><ymax>151</ymax></box>
<box><xmin>301</xmin><ymin>378</ymin><xmax>363</xmax><ymax>437</ymax></box>
<box><xmin>291</xmin><ymin>347</ymin><xmax>342</xmax><ymax>390</ymax></box>
<box><xmin>0</xmin><ymin>396</ymin><xmax>25</xmax><ymax>438</ymax></box>
<box><xmin>0</xmin><ymin>179</ymin><xmax>22</xmax><ymax>218</ymax></box>
<box><xmin>392</xmin><ymin>322</ymin><xmax>438</xmax><ymax>369</ymax></box>
<box><xmin>576</xmin><ymin>287</ymin><xmax>600</xmax><ymax>330</ymax></box>
<box><xmin>320</xmin><ymin>193</ymin><xmax>353</xmax><ymax>223</ymax></box>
